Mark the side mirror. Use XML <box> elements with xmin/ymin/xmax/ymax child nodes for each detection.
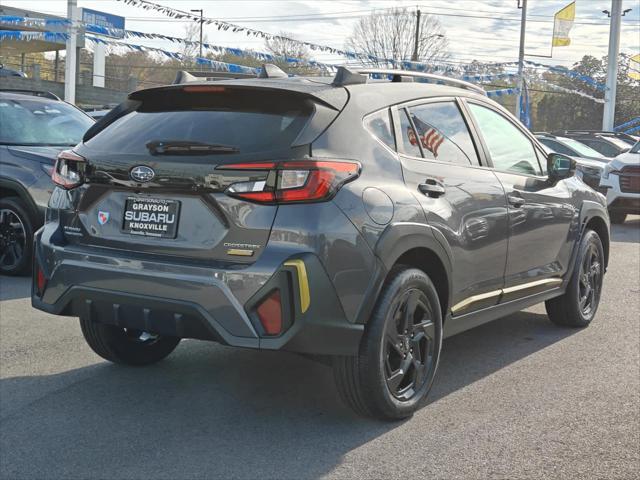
<box><xmin>547</xmin><ymin>153</ymin><xmax>576</xmax><ymax>181</ymax></box>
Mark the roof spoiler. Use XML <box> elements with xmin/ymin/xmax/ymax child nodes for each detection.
<box><xmin>173</xmin><ymin>64</ymin><xmax>287</xmax><ymax>85</ymax></box>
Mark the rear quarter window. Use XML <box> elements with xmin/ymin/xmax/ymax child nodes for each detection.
<box><xmin>364</xmin><ymin>109</ymin><xmax>395</xmax><ymax>150</ymax></box>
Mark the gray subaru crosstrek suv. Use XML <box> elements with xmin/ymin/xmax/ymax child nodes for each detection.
<box><xmin>32</xmin><ymin>66</ymin><xmax>610</xmax><ymax>420</ymax></box>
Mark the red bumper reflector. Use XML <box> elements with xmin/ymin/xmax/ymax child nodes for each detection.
<box><xmin>256</xmin><ymin>290</ymin><xmax>283</xmax><ymax>336</ymax></box>
<box><xmin>36</xmin><ymin>267</ymin><xmax>47</xmax><ymax>296</ymax></box>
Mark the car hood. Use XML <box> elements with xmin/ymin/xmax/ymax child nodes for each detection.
<box><xmin>5</xmin><ymin>146</ymin><xmax>67</xmax><ymax>164</ymax></box>
<box><xmin>610</xmin><ymin>152</ymin><xmax>640</xmax><ymax>170</ymax></box>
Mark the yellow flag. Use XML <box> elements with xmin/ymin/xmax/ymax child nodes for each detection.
<box><xmin>629</xmin><ymin>54</ymin><xmax>640</xmax><ymax>80</ymax></box>
<box><xmin>552</xmin><ymin>1</ymin><xmax>576</xmax><ymax>47</ymax></box>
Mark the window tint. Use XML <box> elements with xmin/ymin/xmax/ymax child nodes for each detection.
<box><xmin>364</xmin><ymin>109</ymin><xmax>395</xmax><ymax>150</ymax></box>
<box><xmin>468</xmin><ymin>103</ymin><xmax>541</xmax><ymax>175</ymax></box>
<box><xmin>407</xmin><ymin>102</ymin><xmax>478</xmax><ymax>165</ymax></box>
<box><xmin>399</xmin><ymin>109</ymin><xmax>422</xmax><ymax>157</ymax></box>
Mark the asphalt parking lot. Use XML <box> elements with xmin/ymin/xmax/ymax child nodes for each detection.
<box><xmin>1</xmin><ymin>217</ymin><xmax>638</xmax><ymax>480</ymax></box>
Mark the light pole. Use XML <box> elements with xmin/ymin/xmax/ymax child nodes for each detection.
<box><xmin>190</xmin><ymin>9</ymin><xmax>204</xmax><ymax>59</ymax></box>
<box><xmin>602</xmin><ymin>0</ymin><xmax>623</xmax><ymax>131</ymax></box>
<box><xmin>515</xmin><ymin>0</ymin><xmax>527</xmax><ymax>121</ymax></box>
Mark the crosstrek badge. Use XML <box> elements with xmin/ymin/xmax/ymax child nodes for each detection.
<box><xmin>98</xmin><ymin>211</ymin><xmax>110</xmax><ymax>225</ymax></box>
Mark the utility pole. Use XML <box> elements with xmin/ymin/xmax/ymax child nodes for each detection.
<box><xmin>515</xmin><ymin>0</ymin><xmax>527</xmax><ymax>121</ymax></box>
<box><xmin>190</xmin><ymin>9</ymin><xmax>204</xmax><ymax>58</ymax></box>
<box><xmin>602</xmin><ymin>0</ymin><xmax>623</xmax><ymax>130</ymax></box>
<box><xmin>411</xmin><ymin>9</ymin><xmax>421</xmax><ymax>62</ymax></box>
<box><xmin>64</xmin><ymin>0</ymin><xmax>78</xmax><ymax>103</ymax></box>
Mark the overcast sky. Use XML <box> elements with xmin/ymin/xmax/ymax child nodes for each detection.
<box><xmin>6</xmin><ymin>0</ymin><xmax>640</xmax><ymax>68</ymax></box>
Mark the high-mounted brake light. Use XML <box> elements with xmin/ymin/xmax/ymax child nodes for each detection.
<box><xmin>52</xmin><ymin>150</ymin><xmax>86</xmax><ymax>189</ymax></box>
<box><xmin>218</xmin><ymin>160</ymin><xmax>361</xmax><ymax>204</ymax></box>
<box><xmin>182</xmin><ymin>85</ymin><xmax>225</xmax><ymax>93</ymax></box>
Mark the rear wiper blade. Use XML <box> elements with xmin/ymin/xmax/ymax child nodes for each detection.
<box><xmin>146</xmin><ymin>140</ymin><xmax>239</xmax><ymax>155</ymax></box>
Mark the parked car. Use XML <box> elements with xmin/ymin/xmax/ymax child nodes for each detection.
<box><xmin>535</xmin><ymin>134</ymin><xmax>609</xmax><ymax>193</ymax></box>
<box><xmin>0</xmin><ymin>65</ymin><xmax>27</xmax><ymax>78</ymax></box>
<box><xmin>599</xmin><ymin>140</ymin><xmax>640</xmax><ymax>224</ymax></box>
<box><xmin>0</xmin><ymin>89</ymin><xmax>94</xmax><ymax>275</ymax></box>
<box><xmin>31</xmin><ymin>66</ymin><xmax>610</xmax><ymax>420</ymax></box>
<box><xmin>556</xmin><ymin>130</ymin><xmax>634</xmax><ymax>157</ymax></box>
<box><xmin>85</xmin><ymin>107</ymin><xmax>115</xmax><ymax>121</ymax></box>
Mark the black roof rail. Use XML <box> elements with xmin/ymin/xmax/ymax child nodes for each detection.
<box><xmin>331</xmin><ymin>67</ymin><xmax>487</xmax><ymax>95</ymax></box>
<box><xmin>0</xmin><ymin>89</ymin><xmax>60</xmax><ymax>100</ymax></box>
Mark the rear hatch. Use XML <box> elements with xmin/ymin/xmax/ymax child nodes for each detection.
<box><xmin>64</xmin><ymin>83</ymin><xmax>345</xmax><ymax>264</ymax></box>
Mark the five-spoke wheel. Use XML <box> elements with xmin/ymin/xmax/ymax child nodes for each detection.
<box><xmin>0</xmin><ymin>198</ymin><xmax>34</xmax><ymax>276</ymax></box>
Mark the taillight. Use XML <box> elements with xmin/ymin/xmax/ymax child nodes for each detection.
<box><xmin>36</xmin><ymin>266</ymin><xmax>47</xmax><ymax>297</ymax></box>
<box><xmin>52</xmin><ymin>150</ymin><xmax>86</xmax><ymax>189</ymax></box>
<box><xmin>218</xmin><ymin>160</ymin><xmax>361</xmax><ymax>204</ymax></box>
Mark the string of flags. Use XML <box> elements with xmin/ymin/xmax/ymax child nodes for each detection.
<box><xmin>538</xmin><ymin>79</ymin><xmax>605</xmax><ymax>103</ymax></box>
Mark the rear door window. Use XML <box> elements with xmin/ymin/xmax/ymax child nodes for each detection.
<box><xmin>406</xmin><ymin>102</ymin><xmax>479</xmax><ymax>165</ymax></box>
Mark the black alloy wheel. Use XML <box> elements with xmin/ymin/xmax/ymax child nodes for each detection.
<box><xmin>0</xmin><ymin>198</ymin><xmax>34</xmax><ymax>276</ymax></box>
<box><xmin>578</xmin><ymin>242</ymin><xmax>603</xmax><ymax>318</ymax></box>
<box><xmin>546</xmin><ymin>229</ymin><xmax>605</xmax><ymax>328</ymax></box>
<box><xmin>333</xmin><ymin>267</ymin><xmax>443</xmax><ymax>420</ymax></box>
<box><xmin>383</xmin><ymin>288</ymin><xmax>436</xmax><ymax>401</ymax></box>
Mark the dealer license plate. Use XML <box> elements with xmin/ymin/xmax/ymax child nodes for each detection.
<box><xmin>122</xmin><ymin>197</ymin><xmax>180</xmax><ymax>238</ymax></box>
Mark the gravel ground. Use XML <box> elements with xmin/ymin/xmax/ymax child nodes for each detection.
<box><xmin>1</xmin><ymin>217</ymin><xmax>638</xmax><ymax>480</ymax></box>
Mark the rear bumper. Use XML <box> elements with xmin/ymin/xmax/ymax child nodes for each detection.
<box><xmin>31</xmin><ymin>227</ymin><xmax>363</xmax><ymax>356</ymax></box>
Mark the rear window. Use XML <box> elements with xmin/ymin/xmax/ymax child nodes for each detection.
<box><xmin>83</xmin><ymin>89</ymin><xmax>312</xmax><ymax>155</ymax></box>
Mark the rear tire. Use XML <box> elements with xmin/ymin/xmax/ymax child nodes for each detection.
<box><xmin>333</xmin><ymin>267</ymin><xmax>443</xmax><ymax>420</ymax></box>
<box><xmin>546</xmin><ymin>229</ymin><xmax>604</xmax><ymax>328</ymax></box>
<box><xmin>609</xmin><ymin>211</ymin><xmax>626</xmax><ymax>224</ymax></box>
<box><xmin>0</xmin><ymin>197</ymin><xmax>34</xmax><ymax>276</ymax></box>
<box><xmin>80</xmin><ymin>316</ymin><xmax>180</xmax><ymax>366</ymax></box>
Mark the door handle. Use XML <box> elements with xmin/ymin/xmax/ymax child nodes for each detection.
<box><xmin>507</xmin><ymin>194</ymin><xmax>526</xmax><ymax>208</ymax></box>
<box><xmin>418</xmin><ymin>178</ymin><xmax>446</xmax><ymax>198</ymax></box>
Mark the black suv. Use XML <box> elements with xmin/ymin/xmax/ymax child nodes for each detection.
<box><xmin>0</xmin><ymin>90</ymin><xmax>94</xmax><ymax>275</ymax></box>
<box><xmin>32</xmin><ymin>67</ymin><xmax>610</xmax><ymax>420</ymax></box>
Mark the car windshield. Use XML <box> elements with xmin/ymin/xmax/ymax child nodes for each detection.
<box><xmin>559</xmin><ymin>137</ymin><xmax>606</xmax><ymax>158</ymax></box>
<box><xmin>0</xmin><ymin>97</ymin><xmax>94</xmax><ymax>146</ymax></box>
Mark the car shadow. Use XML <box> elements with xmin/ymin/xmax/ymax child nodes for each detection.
<box><xmin>0</xmin><ymin>309</ymin><xmax>577</xmax><ymax>479</ymax></box>
<box><xmin>0</xmin><ymin>275</ymin><xmax>30</xmax><ymax>301</ymax></box>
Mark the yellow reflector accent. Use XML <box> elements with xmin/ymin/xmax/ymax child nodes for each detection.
<box><xmin>284</xmin><ymin>259</ymin><xmax>310</xmax><ymax>313</ymax></box>
<box><xmin>226</xmin><ymin>248</ymin><xmax>254</xmax><ymax>257</ymax></box>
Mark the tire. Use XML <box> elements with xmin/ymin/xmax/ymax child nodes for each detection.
<box><xmin>0</xmin><ymin>197</ymin><xmax>34</xmax><ymax>276</ymax></box>
<box><xmin>546</xmin><ymin>229</ymin><xmax>604</xmax><ymax>328</ymax></box>
<box><xmin>79</xmin><ymin>316</ymin><xmax>181</xmax><ymax>366</ymax></box>
<box><xmin>333</xmin><ymin>267</ymin><xmax>443</xmax><ymax>421</ymax></box>
<box><xmin>609</xmin><ymin>211</ymin><xmax>626</xmax><ymax>224</ymax></box>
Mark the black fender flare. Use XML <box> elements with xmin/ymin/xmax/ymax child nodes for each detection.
<box><xmin>0</xmin><ymin>177</ymin><xmax>41</xmax><ymax>223</ymax></box>
<box><xmin>353</xmin><ymin>222</ymin><xmax>454</xmax><ymax>324</ymax></box>
<box><xmin>570</xmin><ymin>200</ymin><xmax>610</xmax><ymax>276</ymax></box>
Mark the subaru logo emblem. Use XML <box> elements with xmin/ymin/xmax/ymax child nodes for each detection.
<box><xmin>130</xmin><ymin>165</ymin><xmax>155</xmax><ymax>183</ymax></box>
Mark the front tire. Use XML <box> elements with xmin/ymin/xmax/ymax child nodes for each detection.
<box><xmin>333</xmin><ymin>267</ymin><xmax>443</xmax><ymax>420</ymax></box>
<box><xmin>546</xmin><ymin>229</ymin><xmax>604</xmax><ymax>328</ymax></box>
<box><xmin>609</xmin><ymin>211</ymin><xmax>626</xmax><ymax>224</ymax></box>
<box><xmin>80</xmin><ymin>316</ymin><xmax>180</xmax><ymax>366</ymax></box>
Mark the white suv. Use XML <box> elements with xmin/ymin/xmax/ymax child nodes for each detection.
<box><xmin>600</xmin><ymin>141</ymin><xmax>640</xmax><ymax>224</ymax></box>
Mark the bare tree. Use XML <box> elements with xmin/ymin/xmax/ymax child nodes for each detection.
<box><xmin>346</xmin><ymin>8</ymin><xmax>449</xmax><ymax>67</ymax></box>
<box><xmin>265</xmin><ymin>32</ymin><xmax>311</xmax><ymax>62</ymax></box>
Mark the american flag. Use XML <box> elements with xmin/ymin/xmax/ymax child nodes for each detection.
<box><xmin>421</xmin><ymin>127</ymin><xmax>445</xmax><ymax>157</ymax></box>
